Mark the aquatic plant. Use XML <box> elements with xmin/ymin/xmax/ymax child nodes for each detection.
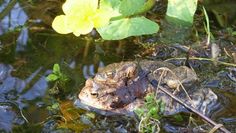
<box><xmin>52</xmin><ymin>0</ymin><xmax>198</xmax><ymax>40</ymax></box>
<box><xmin>46</xmin><ymin>64</ymin><xmax>69</xmax><ymax>95</ymax></box>
<box><xmin>135</xmin><ymin>93</ymin><xmax>165</xmax><ymax>133</ymax></box>
<box><xmin>46</xmin><ymin>64</ymin><xmax>68</xmax><ymax>82</ymax></box>
<box><xmin>52</xmin><ymin>0</ymin><xmax>159</xmax><ymax>40</ymax></box>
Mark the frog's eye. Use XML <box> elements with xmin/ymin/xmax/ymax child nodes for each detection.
<box><xmin>90</xmin><ymin>92</ymin><xmax>98</xmax><ymax>97</ymax></box>
<box><xmin>90</xmin><ymin>88</ymin><xmax>99</xmax><ymax>96</ymax></box>
<box><xmin>90</xmin><ymin>82</ymin><xmax>99</xmax><ymax>96</ymax></box>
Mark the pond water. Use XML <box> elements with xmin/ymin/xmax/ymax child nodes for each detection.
<box><xmin>0</xmin><ymin>0</ymin><xmax>236</xmax><ymax>132</ymax></box>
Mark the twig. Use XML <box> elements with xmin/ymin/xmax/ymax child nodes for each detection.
<box><xmin>0</xmin><ymin>0</ymin><xmax>17</xmax><ymax>20</ymax></box>
<box><xmin>165</xmin><ymin>57</ymin><xmax>236</xmax><ymax>67</ymax></box>
<box><xmin>153</xmin><ymin>67</ymin><xmax>193</xmax><ymax>104</ymax></box>
<box><xmin>150</xmin><ymin>82</ymin><xmax>231</xmax><ymax>133</ymax></box>
<box><xmin>0</xmin><ymin>101</ymin><xmax>29</xmax><ymax>123</ymax></box>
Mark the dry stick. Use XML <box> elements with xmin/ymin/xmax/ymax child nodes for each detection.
<box><xmin>152</xmin><ymin>84</ymin><xmax>231</xmax><ymax>133</ymax></box>
<box><xmin>0</xmin><ymin>101</ymin><xmax>29</xmax><ymax>123</ymax></box>
<box><xmin>153</xmin><ymin>67</ymin><xmax>194</xmax><ymax>105</ymax></box>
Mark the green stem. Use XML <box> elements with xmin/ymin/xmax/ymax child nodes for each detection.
<box><xmin>202</xmin><ymin>6</ymin><xmax>211</xmax><ymax>45</ymax></box>
<box><xmin>138</xmin><ymin>0</ymin><xmax>156</xmax><ymax>14</ymax></box>
<box><xmin>165</xmin><ymin>57</ymin><xmax>236</xmax><ymax>67</ymax></box>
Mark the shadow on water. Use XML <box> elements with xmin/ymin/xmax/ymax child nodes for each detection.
<box><xmin>0</xmin><ymin>0</ymin><xmax>236</xmax><ymax>132</ymax></box>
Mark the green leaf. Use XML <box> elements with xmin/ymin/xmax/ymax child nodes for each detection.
<box><xmin>232</xmin><ymin>31</ymin><xmax>236</xmax><ymax>36</ymax></box>
<box><xmin>97</xmin><ymin>17</ymin><xmax>159</xmax><ymax>40</ymax></box>
<box><xmin>100</xmin><ymin>0</ymin><xmax>121</xmax><ymax>9</ymax></box>
<box><xmin>119</xmin><ymin>0</ymin><xmax>145</xmax><ymax>16</ymax></box>
<box><xmin>134</xmin><ymin>108</ymin><xmax>145</xmax><ymax>118</ymax></box>
<box><xmin>174</xmin><ymin>114</ymin><xmax>184</xmax><ymax>122</ymax></box>
<box><xmin>166</xmin><ymin>0</ymin><xmax>198</xmax><ymax>24</ymax></box>
<box><xmin>145</xmin><ymin>93</ymin><xmax>154</xmax><ymax>102</ymax></box>
<box><xmin>52</xmin><ymin>103</ymin><xmax>60</xmax><ymax>110</ymax></box>
<box><xmin>99</xmin><ymin>0</ymin><xmax>121</xmax><ymax>18</ymax></box>
<box><xmin>149</xmin><ymin>107</ymin><xmax>157</xmax><ymax>115</ymax></box>
<box><xmin>138</xmin><ymin>0</ymin><xmax>156</xmax><ymax>14</ymax></box>
<box><xmin>53</xmin><ymin>64</ymin><xmax>60</xmax><ymax>74</ymax></box>
<box><xmin>46</xmin><ymin>74</ymin><xmax>59</xmax><ymax>81</ymax></box>
<box><xmin>85</xmin><ymin>112</ymin><xmax>96</xmax><ymax>119</ymax></box>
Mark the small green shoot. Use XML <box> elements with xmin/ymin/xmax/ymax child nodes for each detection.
<box><xmin>46</xmin><ymin>64</ymin><xmax>69</xmax><ymax>95</ymax></box>
<box><xmin>46</xmin><ymin>64</ymin><xmax>68</xmax><ymax>82</ymax></box>
<box><xmin>226</xmin><ymin>27</ymin><xmax>236</xmax><ymax>36</ymax></box>
<box><xmin>135</xmin><ymin>93</ymin><xmax>165</xmax><ymax>133</ymax></box>
<box><xmin>47</xmin><ymin>102</ymin><xmax>60</xmax><ymax>114</ymax></box>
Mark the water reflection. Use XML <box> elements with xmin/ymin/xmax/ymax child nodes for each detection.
<box><xmin>0</xmin><ymin>0</ymin><xmax>28</xmax><ymax>52</ymax></box>
<box><xmin>0</xmin><ymin>0</ymin><xmax>27</xmax><ymax>33</ymax></box>
<box><xmin>16</xmin><ymin>27</ymin><xmax>28</xmax><ymax>52</ymax></box>
<box><xmin>0</xmin><ymin>63</ymin><xmax>48</xmax><ymax>132</ymax></box>
<box><xmin>83</xmin><ymin>61</ymin><xmax>104</xmax><ymax>79</ymax></box>
<box><xmin>0</xmin><ymin>105</ymin><xmax>16</xmax><ymax>132</ymax></box>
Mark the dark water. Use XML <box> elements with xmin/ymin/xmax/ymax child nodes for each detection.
<box><xmin>0</xmin><ymin>1</ymin><xmax>144</xmax><ymax>132</ymax></box>
<box><xmin>0</xmin><ymin>0</ymin><xmax>236</xmax><ymax>132</ymax></box>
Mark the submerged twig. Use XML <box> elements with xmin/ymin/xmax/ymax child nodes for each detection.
<box><xmin>0</xmin><ymin>0</ymin><xmax>17</xmax><ymax>20</ymax></box>
<box><xmin>0</xmin><ymin>101</ymin><xmax>29</xmax><ymax>123</ymax></box>
<box><xmin>38</xmin><ymin>115</ymin><xmax>67</xmax><ymax>125</ymax></box>
<box><xmin>150</xmin><ymin>83</ymin><xmax>231</xmax><ymax>133</ymax></box>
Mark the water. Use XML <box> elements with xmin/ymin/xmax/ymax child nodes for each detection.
<box><xmin>0</xmin><ymin>0</ymin><xmax>236</xmax><ymax>132</ymax></box>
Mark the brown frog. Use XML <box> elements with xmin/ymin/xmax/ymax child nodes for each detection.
<box><xmin>75</xmin><ymin>60</ymin><xmax>208</xmax><ymax>116</ymax></box>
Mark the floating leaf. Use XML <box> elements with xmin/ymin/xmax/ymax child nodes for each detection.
<box><xmin>97</xmin><ymin>17</ymin><xmax>159</xmax><ymax>40</ymax></box>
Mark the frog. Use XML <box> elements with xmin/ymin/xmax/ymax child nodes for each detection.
<box><xmin>75</xmin><ymin>60</ymin><xmax>218</xmax><ymax>116</ymax></box>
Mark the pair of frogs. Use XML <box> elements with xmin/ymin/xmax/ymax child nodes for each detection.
<box><xmin>75</xmin><ymin>60</ymin><xmax>218</xmax><ymax>116</ymax></box>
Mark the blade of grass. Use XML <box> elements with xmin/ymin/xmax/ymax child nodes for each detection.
<box><xmin>202</xmin><ymin>6</ymin><xmax>211</xmax><ymax>45</ymax></box>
